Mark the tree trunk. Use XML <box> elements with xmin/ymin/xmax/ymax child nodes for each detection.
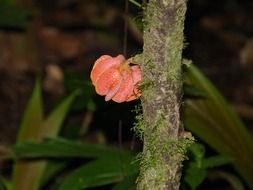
<box><xmin>135</xmin><ymin>0</ymin><xmax>193</xmax><ymax>189</ymax></box>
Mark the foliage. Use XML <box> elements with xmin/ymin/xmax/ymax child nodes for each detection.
<box><xmin>11</xmin><ymin>138</ymin><xmax>138</xmax><ymax>190</ymax></box>
<box><xmin>0</xmin><ymin>1</ymin><xmax>252</xmax><ymax>189</ymax></box>
<box><xmin>0</xmin><ymin>66</ymin><xmax>251</xmax><ymax>190</ymax></box>
<box><xmin>183</xmin><ymin>143</ymin><xmax>233</xmax><ymax>190</ymax></box>
<box><xmin>12</xmin><ymin>79</ymin><xmax>77</xmax><ymax>190</ymax></box>
<box><xmin>1</xmin><ymin>79</ymin><xmax>138</xmax><ymax>190</ymax></box>
<box><xmin>184</xmin><ymin>63</ymin><xmax>253</xmax><ymax>189</ymax></box>
<box><xmin>64</xmin><ymin>71</ymin><xmax>96</xmax><ymax>112</ymax></box>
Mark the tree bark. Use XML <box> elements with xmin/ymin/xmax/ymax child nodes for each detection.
<box><xmin>135</xmin><ymin>0</ymin><xmax>193</xmax><ymax>189</ymax></box>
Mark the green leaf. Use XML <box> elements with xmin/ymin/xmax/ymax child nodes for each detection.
<box><xmin>202</xmin><ymin>155</ymin><xmax>232</xmax><ymax>169</ymax></box>
<box><xmin>64</xmin><ymin>71</ymin><xmax>95</xmax><ymax>112</ymax></box>
<box><xmin>13</xmin><ymin>79</ymin><xmax>44</xmax><ymax>190</ymax></box>
<box><xmin>213</xmin><ymin>171</ymin><xmax>244</xmax><ymax>190</ymax></box>
<box><xmin>14</xmin><ymin>138</ymin><xmax>131</xmax><ymax>159</ymax></box>
<box><xmin>184</xmin><ymin>165</ymin><xmax>207</xmax><ymax>190</ymax></box>
<box><xmin>183</xmin><ymin>84</ymin><xmax>206</xmax><ymax>99</ymax></box>
<box><xmin>40</xmin><ymin>160</ymin><xmax>68</xmax><ymax>188</ymax></box>
<box><xmin>13</xmin><ymin>138</ymin><xmax>137</xmax><ymax>189</ymax></box>
<box><xmin>41</xmin><ymin>91</ymin><xmax>78</xmax><ymax>138</ymax></box>
<box><xmin>188</xmin><ymin>143</ymin><xmax>205</xmax><ymax>167</ymax></box>
<box><xmin>111</xmin><ymin>175</ymin><xmax>137</xmax><ymax>190</ymax></box>
<box><xmin>184</xmin><ymin>143</ymin><xmax>232</xmax><ymax>189</ymax></box>
<box><xmin>129</xmin><ymin>0</ymin><xmax>142</xmax><ymax>8</ymax></box>
<box><xmin>12</xmin><ymin>80</ymin><xmax>77</xmax><ymax>190</ymax></box>
<box><xmin>16</xmin><ymin>79</ymin><xmax>44</xmax><ymax>143</ymax></box>
<box><xmin>58</xmin><ymin>155</ymin><xmax>138</xmax><ymax>190</ymax></box>
<box><xmin>184</xmin><ymin>64</ymin><xmax>253</xmax><ymax>189</ymax></box>
<box><xmin>0</xmin><ymin>176</ymin><xmax>9</xmax><ymax>190</ymax></box>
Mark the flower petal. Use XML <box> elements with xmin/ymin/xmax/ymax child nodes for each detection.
<box><xmin>105</xmin><ymin>78</ymin><xmax>123</xmax><ymax>101</ymax></box>
<box><xmin>131</xmin><ymin>65</ymin><xmax>142</xmax><ymax>85</ymax></box>
<box><xmin>125</xmin><ymin>65</ymin><xmax>142</xmax><ymax>101</ymax></box>
<box><xmin>126</xmin><ymin>87</ymin><xmax>141</xmax><ymax>101</ymax></box>
<box><xmin>95</xmin><ymin>67</ymin><xmax>122</xmax><ymax>96</ymax></box>
<box><xmin>90</xmin><ymin>55</ymin><xmax>125</xmax><ymax>85</ymax></box>
<box><xmin>112</xmin><ymin>71</ymin><xmax>134</xmax><ymax>103</ymax></box>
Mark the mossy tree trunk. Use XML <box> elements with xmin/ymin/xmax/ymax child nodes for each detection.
<box><xmin>135</xmin><ymin>0</ymin><xmax>193</xmax><ymax>189</ymax></box>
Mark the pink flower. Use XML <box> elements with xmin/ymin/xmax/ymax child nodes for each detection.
<box><xmin>90</xmin><ymin>54</ymin><xmax>141</xmax><ymax>103</ymax></box>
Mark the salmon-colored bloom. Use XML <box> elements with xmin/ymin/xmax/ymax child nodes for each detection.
<box><xmin>90</xmin><ymin>54</ymin><xmax>141</xmax><ymax>103</ymax></box>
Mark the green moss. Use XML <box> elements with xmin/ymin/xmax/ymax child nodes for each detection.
<box><xmin>136</xmin><ymin>120</ymin><xmax>194</xmax><ymax>189</ymax></box>
<box><xmin>134</xmin><ymin>0</ymin><xmax>190</xmax><ymax>189</ymax></box>
<box><xmin>132</xmin><ymin>104</ymin><xmax>144</xmax><ymax>140</ymax></box>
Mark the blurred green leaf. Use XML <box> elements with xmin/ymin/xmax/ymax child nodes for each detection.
<box><xmin>13</xmin><ymin>80</ymin><xmax>77</xmax><ymax>190</ymax></box>
<box><xmin>111</xmin><ymin>175</ymin><xmax>137</xmax><ymax>190</ymax></box>
<box><xmin>64</xmin><ymin>71</ymin><xmax>95</xmax><ymax>111</ymax></box>
<box><xmin>14</xmin><ymin>138</ymin><xmax>132</xmax><ymax>159</ymax></box>
<box><xmin>58</xmin><ymin>155</ymin><xmax>138</xmax><ymax>190</ymax></box>
<box><xmin>13</xmin><ymin>138</ymin><xmax>137</xmax><ymax>189</ymax></box>
<box><xmin>86</xmin><ymin>99</ymin><xmax>96</xmax><ymax>111</ymax></box>
<box><xmin>0</xmin><ymin>178</ymin><xmax>5</xmax><ymax>190</ymax></box>
<box><xmin>40</xmin><ymin>160</ymin><xmax>68</xmax><ymax>188</ymax></box>
<box><xmin>0</xmin><ymin>1</ymin><xmax>30</xmax><ymax>29</ymax></box>
<box><xmin>213</xmin><ymin>171</ymin><xmax>244</xmax><ymax>190</ymax></box>
<box><xmin>187</xmin><ymin>143</ymin><xmax>205</xmax><ymax>167</ymax></box>
<box><xmin>202</xmin><ymin>155</ymin><xmax>232</xmax><ymax>169</ymax></box>
<box><xmin>184</xmin><ymin>64</ymin><xmax>253</xmax><ymax>189</ymax></box>
<box><xmin>42</xmin><ymin>91</ymin><xmax>78</xmax><ymax>138</ymax></box>
<box><xmin>184</xmin><ymin>142</ymin><xmax>232</xmax><ymax>189</ymax></box>
<box><xmin>129</xmin><ymin>0</ymin><xmax>142</xmax><ymax>8</ymax></box>
<box><xmin>13</xmin><ymin>80</ymin><xmax>44</xmax><ymax>190</ymax></box>
<box><xmin>183</xmin><ymin>84</ymin><xmax>206</xmax><ymax>99</ymax></box>
<box><xmin>184</xmin><ymin>165</ymin><xmax>206</xmax><ymax>190</ymax></box>
<box><xmin>16</xmin><ymin>79</ymin><xmax>44</xmax><ymax>143</ymax></box>
<box><xmin>0</xmin><ymin>176</ymin><xmax>9</xmax><ymax>190</ymax></box>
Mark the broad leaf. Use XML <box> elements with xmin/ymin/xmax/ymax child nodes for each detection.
<box><xmin>0</xmin><ymin>176</ymin><xmax>11</xmax><ymax>190</ymax></box>
<box><xmin>183</xmin><ymin>84</ymin><xmax>205</xmax><ymax>99</ymax></box>
<box><xmin>213</xmin><ymin>171</ymin><xmax>244</xmax><ymax>190</ymax></box>
<box><xmin>58</xmin><ymin>155</ymin><xmax>138</xmax><ymax>190</ymax></box>
<box><xmin>64</xmin><ymin>71</ymin><xmax>95</xmax><ymax>112</ymax></box>
<box><xmin>16</xmin><ymin>79</ymin><xmax>44</xmax><ymax>143</ymax></box>
<box><xmin>41</xmin><ymin>91</ymin><xmax>77</xmax><ymax>138</ymax></box>
<box><xmin>202</xmin><ymin>155</ymin><xmax>232</xmax><ymax>169</ymax></box>
<box><xmin>187</xmin><ymin>143</ymin><xmax>205</xmax><ymax>167</ymax></box>
<box><xmin>184</xmin><ymin>64</ymin><xmax>253</xmax><ymax>189</ymax></box>
<box><xmin>40</xmin><ymin>160</ymin><xmax>68</xmax><ymax>188</ymax></box>
<box><xmin>13</xmin><ymin>80</ymin><xmax>44</xmax><ymax>190</ymax></box>
<box><xmin>111</xmin><ymin>175</ymin><xmax>137</xmax><ymax>190</ymax></box>
<box><xmin>14</xmin><ymin>138</ymin><xmax>132</xmax><ymax>159</ymax></box>
<box><xmin>13</xmin><ymin>80</ymin><xmax>77</xmax><ymax>190</ymax></box>
<box><xmin>184</xmin><ymin>165</ymin><xmax>206</xmax><ymax>190</ymax></box>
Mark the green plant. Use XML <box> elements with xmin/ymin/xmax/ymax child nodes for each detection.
<box><xmin>183</xmin><ymin>143</ymin><xmax>242</xmax><ymax>190</ymax></box>
<box><xmin>0</xmin><ymin>79</ymin><xmax>138</xmax><ymax>190</ymax></box>
<box><xmin>184</xmin><ymin>63</ymin><xmax>253</xmax><ymax>189</ymax></box>
<box><xmin>0</xmin><ymin>1</ymin><xmax>252</xmax><ymax>189</ymax></box>
<box><xmin>12</xmin><ymin>79</ymin><xmax>77</xmax><ymax>190</ymax></box>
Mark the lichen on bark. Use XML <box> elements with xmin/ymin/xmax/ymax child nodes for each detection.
<box><xmin>134</xmin><ymin>0</ymin><xmax>194</xmax><ymax>189</ymax></box>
